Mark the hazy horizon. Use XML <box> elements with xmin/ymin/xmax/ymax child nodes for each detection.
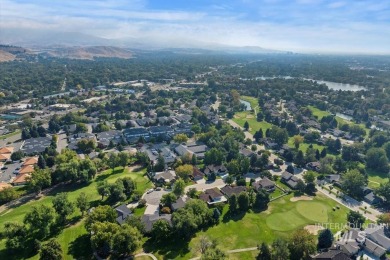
<box><xmin>1</xmin><ymin>0</ymin><xmax>390</xmax><ymax>54</ymax></box>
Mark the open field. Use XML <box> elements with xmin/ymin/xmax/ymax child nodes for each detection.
<box><xmin>149</xmin><ymin>193</ymin><xmax>349</xmax><ymax>259</ymax></box>
<box><xmin>0</xmin><ymin>167</ymin><xmax>152</xmax><ymax>259</ymax></box>
<box><xmin>241</xmin><ymin>96</ymin><xmax>260</xmax><ymax>113</ymax></box>
<box><xmin>233</xmin><ymin>112</ymin><xmax>273</xmax><ymax>135</ymax></box>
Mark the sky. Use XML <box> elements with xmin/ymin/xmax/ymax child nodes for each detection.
<box><xmin>1</xmin><ymin>0</ymin><xmax>390</xmax><ymax>54</ymax></box>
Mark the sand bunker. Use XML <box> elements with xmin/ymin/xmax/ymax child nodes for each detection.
<box><xmin>290</xmin><ymin>195</ymin><xmax>313</xmax><ymax>202</ymax></box>
<box><xmin>304</xmin><ymin>225</ymin><xmax>324</xmax><ymax>235</ymax></box>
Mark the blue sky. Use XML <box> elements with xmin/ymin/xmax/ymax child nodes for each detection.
<box><xmin>1</xmin><ymin>0</ymin><xmax>390</xmax><ymax>53</ymax></box>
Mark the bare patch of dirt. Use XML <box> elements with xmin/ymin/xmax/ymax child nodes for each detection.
<box><xmin>290</xmin><ymin>195</ymin><xmax>313</xmax><ymax>202</ymax></box>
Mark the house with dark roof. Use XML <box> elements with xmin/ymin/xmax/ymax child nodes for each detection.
<box><xmin>149</xmin><ymin>126</ymin><xmax>174</xmax><ymax>138</ymax></box>
<box><xmin>21</xmin><ymin>136</ymin><xmax>52</xmax><ymax>155</ymax></box>
<box><xmin>115</xmin><ymin>204</ymin><xmax>132</xmax><ymax>225</ymax></box>
<box><xmin>306</xmin><ymin>161</ymin><xmax>321</xmax><ymax>172</ymax></box>
<box><xmin>252</xmin><ymin>177</ymin><xmax>276</xmax><ymax>192</ymax></box>
<box><xmin>153</xmin><ymin>170</ymin><xmax>177</xmax><ymax>184</ymax></box>
<box><xmin>123</xmin><ymin>127</ymin><xmax>149</xmax><ymax>141</ymax></box>
<box><xmin>141</xmin><ymin>214</ymin><xmax>172</xmax><ymax>233</ymax></box>
<box><xmin>220</xmin><ymin>185</ymin><xmax>247</xmax><ymax>198</ymax></box>
<box><xmin>311</xmin><ymin>249</ymin><xmax>352</xmax><ymax>260</ymax></box>
<box><xmin>68</xmin><ymin>133</ymin><xmax>96</xmax><ymax>151</ymax></box>
<box><xmin>199</xmin><ymin>188</ymin><xmax>226</xmax><ymax>205</ymax></box>
<box><xmin>171</xmin><ymin>196</ymin><xmax>189</xmax><ymax>211</ymax></box>
<box><xmin>191</xmin><ymin>166</ymin><xmax>205</xmax><ymax>181</ymax></box>
<box><xmin>281</xmin><ymin>171</ymin><xmax>300</xmax><ymax>189</ymax></box>
<box><xmin>96</xmin><ymin>130</ymin><xmax>123</xmax><ymax>148</ymax></box>
<box><xmin>203</xmin><ymin>165</ymin><xmax>227</xmax><ymax>177</ymax></box>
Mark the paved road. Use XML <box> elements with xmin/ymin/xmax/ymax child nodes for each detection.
<box><xmin>56</xmin><ymin>133</ymin><xmax>68</xmax><ymax>153</ymax></box>
<box><xmin>135</xmin><ymin>253</ymin><xmax>158</xmax><ymax>260</ymax></box>
<box><xmin>185</xmin><ymin>179</ymin><xmax>225</xmax><ymax>192</ymax></box>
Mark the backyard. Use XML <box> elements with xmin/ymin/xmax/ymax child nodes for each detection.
<box><xmin>0</xmin><ymin>166</ymin><xmax>152</xmax><ymax>260</ymax></box>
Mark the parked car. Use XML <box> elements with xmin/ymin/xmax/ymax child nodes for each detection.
<box><xmin>146</xmin><ymin>189</ymin><xmax>154</xmax><ymax>194</ymax></box>
<box><xmin>1</xmin><ymin>166</ymin><xmax>8</xmax><ymax>170</ymax></box>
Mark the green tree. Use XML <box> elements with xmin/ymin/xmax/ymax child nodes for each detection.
<box><xmin>39</xmin><ymin>238</ymin><xmax>62</xmax><ymax>260</ymax></box>
<box><xmin>257</xmin><ymin>242</ymin><xmax>271</xmax><ymax>260</ymax></box>
<box><xmin>293</xmin><ymin>135</ymin><xmax>304</xmax><ymax>149</ymax></box>
<box><xmin>228</xmin><ymin>194</ymin><xmax>238</xmax><ymax>213</ymax></box>
<box><xmin>154</xmin><ymin>155</ymin><xmax>165</xmax><ymax>172</ymax></box>
<box><xmin>4</xmin><ymin>222</ymin><xmax>27</xmax><ymax>252</ymax></box>
<box><xmin>107</xmin><ymin>153</ymin><xmax>119</xmax><ymax>171</ymax></box>
<box><xmin>97</xmin><ymin>181</ymin><xmax>111</xmax><ymax>200</ymax></box>
<box><xmin>175</xmin><ymin>164</ymin><xmax>193</xmax><ymax>181</ymax></box>
<box><xmin>151</xmin><ymin>219</ymin><xmax>172</xmax><ymax>241</ymax></box>
<box><xmin>161</xmin><ymin>193</ymin><xmax>177</xmax><ymax>207</ymax></box>
<box><xmin>317</xmin><ymin>228</ymin><xmax>333</xmax><ymax>249</ymax></box>
<box><xmin>294</xmin><ymin>150</ymin><xmax>305</xmax><ymax>168</ymax></box>
<box><xmin>254</xmin><ymin>189</ymin><xmax>270</xmax><ymax>210</ymax></box>
<box><xmin>173</xmin><ymin>179</ymin><xmax>186</xmax><ymax>196</ymax></box>
<box><xmin>303</xmin><ymin>171</ymin><xmax>316</xmax><ymax>183</ymax></box>
<box><xmin>271</xmin><ymin>238</ymin><xmax>290</xmax><ymax>260</ymax></box>
<box><xmin>237</xmin><ymin>192</ymin><xmax>250</xmax><ymax>211</ymax></box>
<box><xmin>117</xmin><ymin>152</ymin><xmax>129</xmax><ymax>168</ymax></box>
<box><xmin>376</xmin><ymin>182</ymin><xmax>390</xmax><ymax>205</ymax></box>
<box><xmin>341</xmin><ymin>169</ymin><xmax>366</xmax><ymax>198</ymax></box>
<box><xmin>23</xmin><ymin>205</ymin><xmax>56</xmax><ymax>239</ymax></box>
<box><xmin>0</xmin><ymin>187</ymin><xmax>19</xmax><ymax>204</ymax></box>
<box><xmin>27</xmin><ymin>168</ymin><xmax>52</xmax><ymax>194</ymax></box>
<box><xmin>244</xmin><ymin>121</ymin><xmax>249</xmax><ymax>131</ymax></box>
<box><xmin>52</xmin><ymin>193</ymin><xmax>74</xmax><ymax>224</ymax></box>
<box><xmin>85</xmin><ymin>205</ymin><xmax>117</xmax><ymax>231</ymax></box>
<box><xmin>366</xmin><ymin>148</ymin><xmax>389</xmax><ymax>172</ymax></box>
<box><xmin>76</xmin><ymin>192</ymin><xmax>89</xmax><ymax>216</ymax></box>
<box><xmin>37</xmin><ymin>155</ymin><xmax>46</xmax><ymax>169</ymax></box>
<box><xmin>90</xmin><ymin>222</ymin><xmax>120</xmax><ymax>257</ymax></box>
<box><xmin>288</xmin><ymin>229</ymin><xmax>316</xmax><ymax>260</ymax></box>
<box><xmin>173</xmin><ymin>133</ymin><xmax>189</xmax><ymax>143</ymax></box>
<box><xmin>347</xmin><ymin>211</ymin><xmax>366</xmax><ymax>228</ymax></box>
<box><xmin>111</xmin><ymin>224</ymin><xmax>142</xmax><ymax>256</ymax></box>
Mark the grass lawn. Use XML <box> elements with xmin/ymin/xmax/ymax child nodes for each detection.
<box><xmin>269</xmin><ymin>187</ymin><xmax>285</xmax><ymax>200</ymax></box>
<box><xmin>149</xmin><ymin>193</ymin><xmax>349</xmax><ymax>259</ymax></box>
<box><xmin>233</xmin><ymin>113</ymin><xmax>273</xmax><ymax>135</ymax></box>
<box><xmin>367</xmin><ymin>168</ymin><xmax>388</xmax><ymax>186</ymax></box>
<box><xmin>241</xmin><ymin>96</ymin><xmax>260</xmax><ymax>113</ymax></box>
<box><xmin>0</xmin><ymin>130</ymin><xmax>21</xmax><ymax>140</ymax></box>
<box><xmin>229</xmin><ymin>250</ymin><xmax>258</xmax><ymax>260</ymax></box>
<box><xmin>0</xmin><ymin>166</ymin><xmax>152</xmax><ymax>259</ymax></box>
<box><xmin>288</xmin><ymin>137</ymin><xmax>325</xmax><ymax>153</ymax></box>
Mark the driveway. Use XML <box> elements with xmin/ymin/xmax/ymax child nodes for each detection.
<box><xmin>185</xmin><ymin>179</ymin><xmax>225</xmax><ymax>192</ymax></box>
<box><xmin>143</xmin><ymin>190</ymin><xmax>169</xmax><ymax>205</ymax></box>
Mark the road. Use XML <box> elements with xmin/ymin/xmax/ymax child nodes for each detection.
<box><xmin>56</xmin><ymin>133</ymin><xmax>68</xmax><ymax>153</ymax></box>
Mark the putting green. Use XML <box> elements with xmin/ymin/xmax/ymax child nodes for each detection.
<box><xmin>296</xmin><ymin>201</ymin><xmax>329</xmax><ymax>223</ymax></box>
<box><xmin>266</xmin><ymin>211</ymin><xmax>307</xmax><ymax>231</ymax></box>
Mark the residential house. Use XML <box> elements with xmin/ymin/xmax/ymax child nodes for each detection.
<box><xmin>115</xmin><ymin>204</ymin><xmax>132</xmax><ymax>225</ymax></box>
<box><xmin>22</xmin><ymin>157</ymin><xmax>38</xmax><ymax>167</ymax></box>
<box><xmin>96</xmin><ymin>130</ymin><xmax>123</xmax><ymax>148</ymax></box>
<box><xmin>0</xmin><ymin>146</ymin><xmax>14</xmax><ymax>162</ymax></box>
<box><xmin>67</xmin><ymin>133</ymin><xmax>96</xmax><ymax>151</ymax></box>
<box><xmin>281</xmin><ymin>171</ymin><xmax>300</xmax><ymax>189</ymax></box>
<box><xmin>252</xmin><ymin>177</ymin><xmax>276</xmax><ymax>192</ymax></box>
<box><xmin>174</xmin><ymin>142</ymin><xmax>208</xmax><ymax>159</ymax></box>
<box><xmin>363</xmin><ymin>187</ymin><xmax>382</xmax><ymax>205</ymax></box>
<box><xmin>18</xmin><ymin>165</ymin><xmax>34</xmax><ymax>175</ymax></box>
<box><xmin>239</xmin><ymin>148</ymin><xmax>254</xmax><ymax>158</ymax></box>
<box><xmin>123</xmin><ymin>128</ymin><xmax>150</xmax><ymax>143</ymax></box>
<box><xmin>220</xmin><ymin>185</ymin><xmax>247</xmax><ymax>198</ymax></box>
<box><xmin>199</xmin><ymin>188</ymin><xmax>226</xmax><ymax>205</ymax></box>
<box><xmin>203</xmin><ymin>165</ymin><xmax>227</xmax><ymax>177</ymax></box>
<box><xmin>311</xmin><ymin>249</ymin><xmax>352</xmax><ymax>260</ymax></box>
<box><xmin>153</xmin><ymin>170</ymin><xmax>177</xmax><ymax>184</ymax></box>
<box><xmin>21</xmin><ymin>136</ymin><xmax>52</xmax><ymax>155</ymax></box>
<box><xmin>171</xmin><ymin>196</ymin><xmax>189</xmax><ymax>211</ymax></box>
<box><xmin>159</xmin><ymin>147</ymin><xmax>176</xmax><ymax>164</ymax></box>
<box><xmin>142</xmin><ymin>214</ymin><xmax>172</xmax><ymax>233</ymax></box>
<box><xmin>191</xmin><ymin>166</ymin><xmax>205</xmax><ymax>181</ymax></box>
<box><xmin>306</xmin><ymin>161</ymin><xmax>321</xmax><ymax>172</ymax></box>
<box><xmin>12</xmin><ymin>173</ymin><xmax>31</xmax><ymax>186</ymax></box>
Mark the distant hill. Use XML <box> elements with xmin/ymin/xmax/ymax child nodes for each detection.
<box><xmin>41</xmin><ymin>46</ymin><xmax>133</xmax><ymax>60</ymax></box>
<box><xmin>0</xmin><ymin>45</ymin><xmax>30</xmax><ymax>62</ymax></box>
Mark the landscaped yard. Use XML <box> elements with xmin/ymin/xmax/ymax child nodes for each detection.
<box><xmin>233</xmin><ymin>112</ymin><xmax>273</xmax><ymax>135</ymax></box>
<box><xmin>149</xmin><ymin>192</ymin><xmax>349</xmax><ymax>260</ymax></box>
<box><xmin>0</xmin><ymin>166</ymin><xmax>152</xmax><ymax>259</ymax></box>
<box><xmin>287</xmin><ymin>137</ymin><xmax>325</xmax><ymax>153</ymax></box>
<box><xmin>241</xmin><ymin>96</ymin><xmax>260</xmax><ymax>113</ymax></box>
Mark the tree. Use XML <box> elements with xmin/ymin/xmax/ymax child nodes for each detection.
<box><xmin>187</xmin><ymin>188</ymin><xmax>198</xmax><ymax>198</ymax></box>
<box><xmin>192</xmin><ymin>154</ymin><xmax>198</xmax><ymax>165</ymax></box>
<box><xmin>286</xmin><ymin>165</ymin><xmax>294</xmax><ymax>174</ymax></box>
<box><xmin>27</xmin><ymin>169</ymin><xmax>51</xmax><ymax>194</ymax></box>
<box><xmin>303</xmin><ymin>171</ymin><xmax>315</xmax><ymax>183</ymax></box>
<box><xmin>107</xmin><ymin>153</ymin><xmax>119</xmax><ymax>171</ymax></box>
<box><xmin>294</xmin><ymin>150</ymin><xmax>305</xmax><ymax>168</ymax></box>
<box><xmin>204</xmin><ymin>148</ymin><xmax>224</xmax><ymax>165</ymax></box>
<box><xmin>341</xmin><ymin>169</ymin><xmax>366</xmax><ymax>198</ymax></box>
<box><xmin>111</xmin><ymin>224</ymin><xmax>141</xmax><ymax>256</ymax></box>
<box><xmin>173</xmin><ymin>179</ymin><xmax>186</xmax><ymax>196</ymax></box>
<box><xmin>288</xmin><ymin>229</ymin><xmax>316</xmax><ymax>260</ymax></box>
<box><xmin>296</xmin><ymin>179</ymin><xmax>306</xmax><ymax>194</ymax></box>
<box><xmin>175</xmin><ymin>164</ymin><xmax>193</xmax><ymax>181</ymax></box>
<box><xmin>108</xmin><ymin>179</ymin><xmax>126</xmax><ymax>202</ymax></box>
<box><xmin>40</xmin><ymin>238</ymin><xmax>62</xmax><ymax>260</ymax></box>
<box><xmin>293</xmin><ymin>135</ymin><xmax>304</xmax><ymax>149</ymax></box>
<box><xmin>154</xmin><ymin>155</ymin><xmax>165</xmax><ymax>172</ymax></box>
<box><xmin>76</xmin><ymin>192</ymin><xmax>89</xmax><ymax>216</ymax></box>
<box><xmin>366</xmin><ymin>148</ymin><xmax>389</xmax><ymax>172</ymax></box>
<box><xmin>377</xmin><ymin>213</ymin><xmax>390</xmax><ymax>225</ymax></box>
<box><xmin>173</xmin><ymin>133</ymin><xmax>188</xmax><ymax>143</ymax></box>
<box><xmin>37</xmin><ymin>155</ymin><xmax>46</xmax><ymax>169</ymax></box>
<box><xmin>85</xmin><ymin>205</ymin><xmax>117</xmax><ymax>231</ymax></box>
<box><xmin>257</xmin><ymin>242</ymin><xmax>271</xmax><ymax>260</ymax></box>
<box><xmin>97</xmin><ymin>181</ymin><xmax>111</xmax><ymax>200</ymax></box>
<box><xmin>52</xmin><ymin>193</ymin><xmax>74</xmax><ymax>224</ymax></box>
<box><xmin>271</xmin><ymin>238</ymin><xmax>290</xmax><ymax>260</ymax></box>
<box><xmin>254</xmin><ymin>189</ymin><xmax>270</xmax><ymax>210</ymax></box>
<box><xmin>117</xmin><ymin>152</ymin><xmax>129</xmax><ymax>168</ymax></box>
<box><xmin>90</xmin><ymin>222</ymin><xmax>119</xmax><ymax>257</ymax></box>
<box><xmin>347</xmin><ymin>211</ymin><xmax>366</xmax><ymax>228</ymax></box>
<box><xmin>11</xmin><ymin>151</ymin><xmax>24</xmax><ymax>161</ymax></box>
<box><xmin>317</xmin><ymin>228</ymin><xmax>333</xmax><ymax>249</ymax></box>
<box><xmin>151</xmin><ymin>219</ymin><xmax>172</xmax><ymax>241</ymax></box>
<box><xmin>237</xmin><ymin>192</ymin><xmax>250</xmax><ymax>211</ymax></box>
<box><xmin>161</xmin><ymin>193</ymin><xmax>177</xmax><ymax>207</ymax></box>
<box><xmin>121</xmin><ymin>177</ymin><xmax>136</xmax><ymax>198</ymax></box>
<box><xmin>244</xmin><ymin>121</ymin><xmax>249</xmax><ymax>131</ymax></box>
<box><xmin>4</xmin><ymin>222</ymin><xmax>27</xmax><ymax>252</ymax></box>
<box><xmin>228</xmin><ymin>194</ymin><xmax>238</xmax><ymax>213</ymax></box>
<box><xmin>0</xmin><ymin>187</ymin><xmax>19</xmax><ymax>204</ymax></box>
<box><xmin>24</xmin><ymin>205</ymin><xmax>56</xmax><ymax>239</ymax></box>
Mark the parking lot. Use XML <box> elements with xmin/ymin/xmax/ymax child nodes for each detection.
<box><xmin>0</xmin><ymin>161</ymin><xmax>22</xmax><ymax>182</ymax></box>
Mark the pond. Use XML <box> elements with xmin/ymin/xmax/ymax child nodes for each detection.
<box><xmin>309</xmin><ymin>80</ymin><xmax>366</xmax><ymax>92</ymax></box>
<box><xmin>336</xmin><ymin>113</ymin><xmax>353</xmax><ymax>121</ymax></box>
<box><xmin>240</xmin><ymin>99</ymin><xmax>252</xmax><ymax>111</ymax></box>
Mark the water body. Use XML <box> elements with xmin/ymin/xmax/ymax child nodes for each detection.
<box><xmin>0</xmin><ymin>114</ymin><xmax>21</xmax><ymax>120</ymax></box>
<box><xmin>245</xmin><ymin>76</ymin><xmax>367</xmax><ymax>92</ymax></box>
<box><xmin>336</xmin><ymin>113</ymin><xmax>353</xmax><ymax>121</ymax></box>
<box><xmin>240</xmin><ymin>99</ymin><xmax>252</xmax><ymax>111</ymax></box>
